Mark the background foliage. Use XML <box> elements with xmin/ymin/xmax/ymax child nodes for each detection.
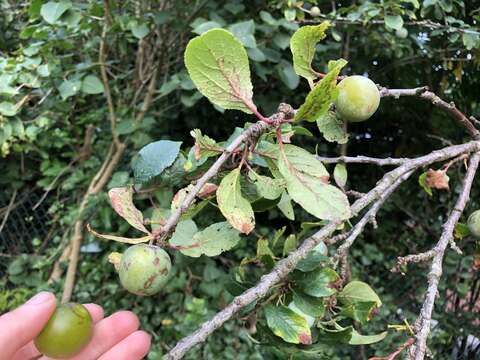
<box><xmin>1</xmin><ymin>0</ymin><xmax>479</xmax><ymax>359</ymax></box>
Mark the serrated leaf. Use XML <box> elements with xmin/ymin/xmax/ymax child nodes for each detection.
<box><xmin>40</xmin><ymin>1</ymin><xmax>72</xmax><ymax>24</ymax></box>
<box><xmin>338</xmin><ymin>281</ymin><xmax>382</xmax><ymax>307</ymax></box>
<box><xmin>132</xmin><ymin>140</ymin><xmax>182</xmax><ymax>183</ymax></box>
<box><xmin>295</xmin><ymin>59</ymin><xmax>347</xmax><ymax>122</ymax></box>
<box><xmin>334</xmin><ymin>163</ymin><xmax>347</xmax><ymax>188</ymax></box>
<box><xmin>277</xmin><ymin>191</ymin><xmax>295</xmax><ymax>220</ymax></box>
<box><xmin>293</xmin><ymin>292</ymin><xmax>325</xmax><ymax>317</ymax></box>
<box><xmin>290</xmin><ymin>22</ymin><xmax>330</xmax><ymax>81</ymax></box>
<box><xmin>184</xmin><ymin>28</ymin><xmax>255</xmax><ymax>113</ymax></box>
<box><xmin>81</xmin><ymin>75</ymin><xmax>104</xmax><ymax>94</ymax></box>
<box><xmin>418</xmin><ymin>172</ymin><xmax>433</xmax><ymax>196</ymax></box>
<box><xmin>170</xmin><ymin>220</ymin><xmax>241</xmax><ymax>257</ymax></box>
<box><xmin>317</xmin><ymin>110</ymin><xmax>348</xmax><ymax>144</ymax></box>
<box><xmin>191</xmin><ymin>129</ymin><xmax>223</xmax><ymax>159</ymax></box>
<box><xmin>296</xmin><ymin>267</ymin><xmax>340</xmax><ymax>297</ymax></box>
<box><xmin>87</xmin><ymin>224</ymin><xmax>151</xmax><ymax>244</ymax></box>
<box><xmin>217</xmin><ymin>168</ymin><xmax>255</xmax><ymax>234</ymax></box>
<box><xmin>264</xmin><ymin>305</ymin><xmax>312</xmax><ymax>345</ymax></box>
<box><xmin>108</xmin><ymin>187</ymin><xmax>149</xmax><ymax>233</ymax></box>
<box><xmin>348</xmin><ymin>329</ymin><xmax>388</xmax><ymax>345</ymax></box>
<box><xmin>248</xmin><ymin>170</ymin><xmax>284</xmax><ymax>200</ymax></box>
<box><xmin>278</xmin><ymin>144</ymin><xmax>351</xmax><ymax>221</ymax></box>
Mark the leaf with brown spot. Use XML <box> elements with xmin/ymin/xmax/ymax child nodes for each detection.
<box><xmin>425</xmin><ymin>168</ymin><xmax>450</xmax><ymax>190</ymax></box>
<box><xmin>198</xmin><ymin>183</ymin><xmax>218</xmax><ymax>198</ymax></box>
<box><xmin>108</xmin><ymin>187</ymin><xmax>150</xmax><ymax>234</ymax></box>
<box><xmin>264</xmin><ymin>305</ymin><xmax>312</xmax><ymax>345</ymax></box>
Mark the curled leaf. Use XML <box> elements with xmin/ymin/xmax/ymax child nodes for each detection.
<box><xmin>87</xmin><ymin>224</ymin><xmax>152</xmax><ymax>244</ymax></box>
<box><xmin>108</xmin><ymin>187</ymin><xmax>150</xmax><ymax>234</ymax></box>
<box><xmin>425</xmin><ymin>168</ymin><xmax>449</xmax><ymax>190</ymax></box>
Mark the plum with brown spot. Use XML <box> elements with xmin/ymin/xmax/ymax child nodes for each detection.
<box><xmin>118</xmin><ymin>244</ymin><xmax>172</xmax><ymax>296</ymax></box>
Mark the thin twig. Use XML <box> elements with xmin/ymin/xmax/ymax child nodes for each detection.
<box><xmin>412</xmin><ymin>152</ymin><xmax>480</xmax><ymax>359</ymax></box>
<box><xmin>0</xmin><ymin>189</ymin><xmax>17</xmax><ymax>234</ymax></box>
<box><xmin>317</xmin><ymin>155</ymin><xmax>409</xmax><ymax>166</ymax></box>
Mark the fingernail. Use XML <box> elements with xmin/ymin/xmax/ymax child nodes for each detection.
<box><xmin>25</xmin><ymin>291</ymin><xmax>54</xmax><ymax>305</ymax></box>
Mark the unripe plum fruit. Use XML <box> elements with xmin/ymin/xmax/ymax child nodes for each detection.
<box><xmin>34</xmin><ymin>303</ymin><xmax>93</xmax><ymax>359</ymax></box>
<box><xmin>119</xmin><ymin>244</ymin><xmax>172</xmax><ymax>296</ymax></box>
<box><xmin>288</xmin><ymin>302</ymin><xmax>315</xmax><ymax>327</ymax></box>
<box><xmin>395</xmin><ymin>28</ymin><xmax>408</xmax><ymax>39</ymax></box>
<box><xmin>310</xmin><ymin>6</ymin><xmax>321</xmax><ymax>17</ymax></box>
<box><xmin>335</xmin><ymin>75</ymin><xmax>380</xmax><ymax>122</ymax></box>
<box><xmin>468</xmin><ymin>210</ymin><xmax>480</xmax><ymax>238</ymax></box>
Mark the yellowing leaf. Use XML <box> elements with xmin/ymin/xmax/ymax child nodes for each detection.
<box><xmin>184</xmin><ymin>28</ymin><xmax>255</xmax><ymax>113</ymax></box>
<box><xmin>264</xmin><ymin>305</ymin><xmax>312</xmax><ymax>345</ymax></box>
<box><xmin>87</xmin><ymin>224</ymin><xmax>151</xmax><ymax>244</ymax></box>
<box><xmin>425</xmin><ymin>168</ymin><xmax>450</xmax><ymax>190</ymax></box>
<box><xmin>108</xmin><ymin>187</ymin><xmax>150</xmax><ymax>234</ymax></box>
<box><xmin>217</xmin><ymin>168</ymin><xmax>255</xmax><ymax>234</ymax></box>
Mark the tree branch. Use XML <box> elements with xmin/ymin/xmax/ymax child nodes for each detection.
<box><xmin>412</xmin><ymin>152</ymin><xmax>480</xmax><ymax>360</ymax></box>
<box><xmin>165</xmin><ymin>140</ymin><xmax>480</xmax><ymax>359</ymax></box>
<box><xmin>317</xmin><ymin>155</ymin><xmax>409</xmax><ymax>166</ymax></box>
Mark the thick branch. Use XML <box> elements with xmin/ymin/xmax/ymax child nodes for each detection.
<box><xmin>413</xmin><ymin>152</ymin><xmax>480</xmax><ymax>360</ymax></box>
<box><xmin>317</xmin><ymin>155</ymin><xmax>409</xmax><ymax>166</ymax></box>
<box><xmin>165</xmin><ymin>140</ymin><xmax>480</xmax><ymax>359</ymax></box>
<box><xmin>380</xmin><ymin>87</ymin><xmax>480</xmax><ymax>139</ymax></box>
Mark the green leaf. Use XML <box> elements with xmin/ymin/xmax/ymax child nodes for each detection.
<box><xmin>217</xmin><ymin>168</ymin><xmax>255</xmax><ymax>234</ymax></box>
<box><xmin>130</xmin><ymin>22</ymin><xmax>150</xmax><ymax>39</ymax></box>
<box><xmin>40</xmin><ymin>1</ymin><xmax>72</xmax><ymax>24</ymax></box>
<box><xmin>296</xmin><ymin>267</ymin><xmax>340</xmax><ymax>297</ymax></box>
<box><xmin>348</xmin><ymin>329</ymin><xmax>388</xmax><ymax>345</ymax></box>
<box><xmin>228</xmin><ymin>20</ymin><xmax>256</xmax><ymax>48</ymax></box>
<box><xmin>171</xmin><ymin>221</ymin><xmax>241</xmax><ymax>257</ymax></box>
<box><xmin>339</xmin><ymin>301</ymin><xmax>378</xmax><ymax>324</ymax></box>
<box><xmin>278</xmin><ymin>62</ymin><xmax>300</xmax><ymax>90</ymax></box>
<box><xmin>317</xmin><ymin>111</ymin><xmax>348</xmax><ymax>144</ymax></box>
<box><xmin>292</xmin><ymin>292</ymin><xmax>325</xmax><ymax>317</ymax></box>
<box><xmin>283</xmin><ymin>234</ymin><xmax>297</xmax><ymax>256</ymax></box>
<box><xmin>418</xmin><ymin>172</ymin><xmax>433</xmax><ymax>196</ymax></box>
<box><xmin>338</xmin><ymin>281</ymin><xmax>382</xmax><ymax>307</ymax></box>
<box><xmin>384</xmin><ymin>15</ymin><xmax>404</xmax><ymax>30</ymax></box>
<box><xmin>278</xmin><ymin>144</ymin><xmax>351</xmax><ymax>221</ymax></box>
<box><xmin>81</xmin><ymin>75</ymin><xmax>105</xmax><ymax>94</ymax></box>
<box><xmin>0</xmin><ymin>102</ymin><xmax>18</xmax><ymax>117</ymax></box>
<box><xmin>132</xmin><ymin>140</ymin><xmax>182</xmax><ymax>183</ymax></box>
<box><xmin>290</xmin><ymin>22</ymin><xmax>331</xmax><ymax>81</ymax></box>
<box><xmin>295</xmin><ymin>59</ymin><xmax>347</xmax><ymax>122</ymax></box>
<box><xmin>277</xmin><ymin>191</ymin><xmax>295</xmax><ymax>220</ymax></box>
<box><xmin>334</xmin><ymin>163</ymin><xmax>347</xmax><ymax>188</ymax></box>
<box><xmin>264</xmin><ymin>305</ymin><xmax>312</xmax><ymax>345</ymax></box>
<box><xmin>454</xmin><ymin>222</ymin><xmax>471</xmax><ymax>239</ymax></box>
<box><xmin>463</xmin><ymin>32</ymin><xmax>479</xmax><ymax>50</ymax></box>
<box><xmin>248</xmin><ymin>170</ymin><xmax>284</xmax><ymax>200</ymax></box>
<box><xmin>190</xmin><ymin>129</ymin><xmax>223</xmax><ymax>159</ymax></box>
<box><xmin>184</xmin><ymin>28</ymin><xmax>254</xmax><ymax>113</ymax></box>
<box><xmin>108</xmin><ymin>187</ymin><xmax>149</xmax><ymax>234</ymax></box>
<box><xmin>58</xmin><ymin>79</ymin><xmax>81</xmax><ymax>100</ymax></box>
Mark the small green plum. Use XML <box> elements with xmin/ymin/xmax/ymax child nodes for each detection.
<box><xmin>119</xmin><ymin>244</ymin><xmax>172</xmax><ymax>296</ymax></box>
<box><xmin>335</xmin><ymin>75</ymin><xmax>381</xmax><ymax>122</ymax></box>
<box><xmin>310</xmin><ymin>6</ymin><xmax>321</xmax><ymax>17</ymax></box>
<box><xmin>468</xmin><ymin>210</ymin><xmax>480</xmax><ymax>238</ymax></box>
<box><xmin>288</xmin><ymin>302</ymin><xmax>315</xmax><ymax>327</ymax></box>
<box><xmin>395</xmin><ymin>27</ymin><xmax>408</xmax><ymax>39</ymax></box>
<box><xmin>34</xmin><ymin>303</ymin><xmax>93</xmax><ymax>359</ymax></box>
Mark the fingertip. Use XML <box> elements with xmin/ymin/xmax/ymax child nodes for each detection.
<box><xmin>132</xmin><ymin>330</ymin><xmax>152</xmax><ymax>348</ymax></box>
<box><xmin>112</xmin><ymin>310</ymin><xmax>140</xmax><ymax>330</ymax></box>
<box><xmin>83</xmin><ymin>303</ymin><xmax>104</xmax><ymax>323</ymax></box>
<box><xmin>24</xmin><ymin>291</ymin><xmax>56</xmax><ymax>307</ymax></box>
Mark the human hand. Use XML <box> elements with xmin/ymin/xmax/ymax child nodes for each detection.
<box><xmin>0</xmin><ymin>292</ymin><xmax>151</xmax><ymax>360</ymax></box>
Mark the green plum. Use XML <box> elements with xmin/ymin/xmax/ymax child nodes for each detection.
<box><xmin>335</xmin><ymin>75</ymin><xmax>381</xmax><ymax>122</ymax></box>
<box><xmin>468</xmin><ymin>210</ymin><xmax>480</xmax><ymax>238</ymax></box>
<box><xmin>119</xmin><ymin>244</ymin><xmax>172</xmax><ymax>296</ymax></box>
<box><xmin>310</xmin><ymin>6</ymin><xmax>321</xmax><ymax>17</ymax></box>
<box><xmin>288</xmin><ymin>302</ymin><xmax>315</xmax><ymax>327</ymax></box>
<box><xmin>395</xmin><ymin>27</ymin><xmax>408</xmax><ymax>39</ymax></box>
<box><xmin>34</xmin><ymin>303</ymin><xmax>93</xmax><ymax>359</ymax></box>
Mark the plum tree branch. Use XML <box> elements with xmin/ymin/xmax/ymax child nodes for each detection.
<box><xmin>412</xmin><ymin>152</ymin><xmax>480</xmax><ymax>360</ymax></box>
<box><xmin>165</xmin><ymin>140</ymin><xmax>480</xmax><ymax>359</ymax></box>
<box><xmin>317</xmin><ymin>155</ymin><xmax>409</xmax><ymax>166</ymax></box>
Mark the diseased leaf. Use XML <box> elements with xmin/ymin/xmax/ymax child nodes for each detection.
<box><xmin>40</xmin><ymin>1</ymin><xmax>72</xmax><ymax>24</ymax></box>
<box><xmin>132</xmin><ymin>140</ymin><xmax>182</xmax><ymax>183</ymax></box>
<box><xmin>87</xmin><ymin>224</ymin><xmax>151</xmax><ymax>244</ymax></box>
<box><xmin>290</xmin><ymin>22</ymin><xmax>330</xmax><ymax>81</ymax></box>
<box><xmin>264</xmin><ymin>305</ymin><xmax>312</xmax><ymax>345</ymax></box>
<box><xmin>339</xmin><ymin>301</ymin><xmax>378</xmax><ymax>324</ymax></box>
<box><xmin>170</xmin><ymin>221</ymin><xmax>241</xmax><ymax>257</ymax></box>
<box><xmin>425</xmin><ymin>168</ymin><xmax>449</xmax><ymax>190</ymax></box>
<box><xmin>248</xmin><ymin>170</ymin><xmax>284</xmax><ymax>200</ymax></box>
<box><xmin>296</xmin><ymin>267</ymin><xmax>340</xmax><ymax>297</ymax></box>
<box><xmin>338</xmin><ymin>281</ymin><xmax>382</xmax><ymax>307</ymax></box>
<box><xmin>81</xmin><ymin>75</ymin><xmax>104</xmax><ymax>94</ymax></box>
<box><xmin>316</xmin><ymin>110</ymin><xmax>349</xmax><ymax>144</ymax></box>
<box><xmin>108</xmin><ymin>252</ymin><xmax>122</xmax><ymax>271</ymax></box>
<box><xmin>108</xmin><ymin>187</ymin><xmax>150</xmax><ymax>234</ymax></box>
<box><xmin>278</xmin><ymin>144</ymin><xmax>351</xmax><ymax>221</ymax></box>
<box><xmin>334</xmin><ymin>163</ymin><xmax>347</xmax><ymax>188</ymax></box>
<box><xmin>295</xmin><ymin>59</ymin><xmax>347</xmax><ymax>122</ymax></box>
<box><xmin>217</xmin><ymin>168</ymin><xmax>255</xmax><ymax>234</ymax></box>
<box><xmin>184</xmin><ymin>28</ymin><xmax>255</xmax><ymax>113</ymax></box>
<box><xmin>190</xmin><ymin>129</ymin><xmax>223</xmax><ymax>160</ymax></box>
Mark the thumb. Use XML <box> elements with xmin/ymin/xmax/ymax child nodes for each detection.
<box><xmin>0</xmin><ymin>291</ymin><xmax>57</xmax><ymax>358</ymax></box>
